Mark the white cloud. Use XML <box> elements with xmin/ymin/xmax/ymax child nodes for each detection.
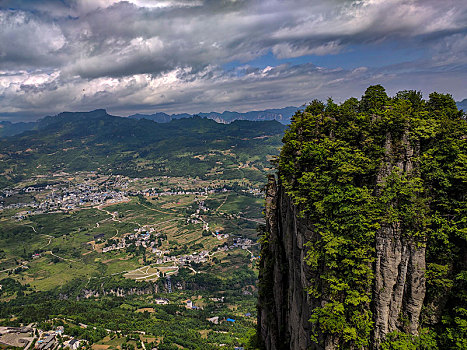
<box><xmin>0</xmin><ymin>0</ymin><xmax>466</xmax><ymax>119</ymax></box>
<box><xmin>272</xmin><ymin>41</ymin><xmax>342</xmax><ymax>59</ymax></box>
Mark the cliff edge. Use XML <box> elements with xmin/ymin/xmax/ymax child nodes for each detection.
<box><xmin>258</xmin><ymin>86</ymin><xmax>467</xmax><ymax>349</ymax></box>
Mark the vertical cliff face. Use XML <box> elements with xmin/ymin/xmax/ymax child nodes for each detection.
<box><xmin>257</xmin><ymin>87</ymin><xmax>467</xmax><ymax>349</ymax></box>
<box><xmin>258</xmin><ymin>175</ymin><xmax>316</xmax><ymax>350</ymax></box>
<box><xmin>372</xmin><ymin>133</ymin><xmax>425</xmax><ymax>345</ymax></box>
<box><xmin>259</xmin><ymin>170</ymin><xmax>426</xmax><ymax>349</ymax></box>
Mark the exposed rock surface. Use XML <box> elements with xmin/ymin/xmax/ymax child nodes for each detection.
<box><xmin>258</xmin><ymin>132</ymin><xmax>427</xmax><ymax>349</ymax></box>
<box><xmin>258</xmin><ymin>88</ymin><xmax>466</xmax><ymax>349</ymax></box>
<box><xmin>372</xmin><ymin>132</ymin><xmax>426</xmax><ymax>346</ymax></box>
<box><xmin>77</xmin><ymin>285</ymin><xmax>157</xmax><ymax>300</ymax></box>
<box><xmin>258</xmin><ymin>175</ymin><xmax>316</xmax><ymax>350</ymax></box>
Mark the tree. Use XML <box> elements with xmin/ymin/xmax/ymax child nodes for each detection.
<box><xmin>427</xmin><ymin>92</ymin><xmax>459</xmax><ymax>118</ymax></box>
<box><xmin>360</xmin><ymin>84</ymin><xmax>388</xmax><ymax>111</ymax></box>
<box><xmin>305</xmin><ymin>99</ymin><xmax>326</xmax><ymax>115</ymax></box>
<box><xmin>266</xmin><ymin>85</ymin><xmax>467</xmax><ymax>349</ymax></box>
<box><xmin>395</xmin><ymin>90</ymin><xmax>423</xmax><ymax>110</ymax></box>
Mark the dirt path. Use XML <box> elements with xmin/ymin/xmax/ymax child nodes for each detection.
<box><xmin>215</xmin><ymin>194</ymin><xmax>229</xmax><ymax>212</ymax></box>
<box><xmin>47</xmin><ymin>250</ymin><xmax>77</xmax><ymax>263</ymax></box>
<box><xmin>238</xmin><ymin>216</ymin><xmax>265</xmax><ymax>224</ymax></box>
<box><xmin>187</xmin><ymin>266</ymin><xmax>198</xmax><ymax>274</ymax></box>
<box><xmin>245</xmin><ymin>248</ymin><xmax>256</xmax><ymax>261</ymax></box>
<box><xmin>110</xmin><ymin>229</ymin><xmax>119</xmax><ymax>240</ymax></box>
<box><xmin>97</xmin><ymin>206</ymin><xmax>123</xmax><ymax>223</ymax></box>
<box><xmin>125</xmin><ymin>265</ymin><xmax>160</xmax><ymax>280</ymax></box>
<box><xmin>96</xmin><ymin>205</ymin><xmax>141</xmax><ymax>228</ymax></box>
<box><xmin>140</xmin><ymin>203</ymin><xmax>178</xmax><ymax>216</ymax></box>
<box><xmin>0</xmin><ymin>267</ymin><xmax>15</xmax><ymax>273</ymax></box>
<box><xmin>39</xmin><ymin>234</ymin><xmax>54</xmax><ymax>249</ymax></box>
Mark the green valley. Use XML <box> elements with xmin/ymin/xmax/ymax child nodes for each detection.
<box><xmin>0</xmin><ymin>113</ymin><xmax>281</xmax><ymax>350</ymax></box>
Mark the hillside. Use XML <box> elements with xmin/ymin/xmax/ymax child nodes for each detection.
<box><xmin>0</xmin><ymin>121</ymin><xmax>36</xmax><ymax>137</ymax></box>
<box><xmin>258</xmin><ymin>87</ymin><xmax>467</xmax><ymax>349</ymax></box>
<box><xmin>0</xmin><ymin>106</ymin><xmax>296</xmax><ymax>138</ymax></box>
<box><xmin>0</xmin><ymin>109</ymin><xmax>286</xmax><ymax>189</ymax></box>
<box><xmin>0</xmin><ymin>109</ymin><xmax>283</xmax><ymax>349</ymax></box>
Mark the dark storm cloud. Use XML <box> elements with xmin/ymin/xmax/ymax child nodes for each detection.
<box><xmin>0</xmin><ymin>0</ymin><xmax>466</xmax><ymax>120</ymax></box>
<box><xmin>0</xmin><ymin>10</ymin><xmax>66</xmax><ymax>69</ymax></box>
<box><xmin>4</xmin><ymin>0</ymin><xmax>466</xmax><ymax>76</ymax></box>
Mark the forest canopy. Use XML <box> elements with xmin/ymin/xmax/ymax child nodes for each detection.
<box><xmin>276</xmin><ymin>85</ymin><xmax>466</xmax><ymax>349</ymax></box>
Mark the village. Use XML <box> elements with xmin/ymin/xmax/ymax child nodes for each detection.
<box><xmin>0</xmin><ymin>172</ymin><xmax>262</xmax><ymax>350</ymax></box>
<box><xmin>1</xmin><ymin>177</ymin><xmax>130</xmax><ymax>219</ymax></box>
<box><xmin>98</xmin><ymin>225</ymin><xmax>255</xmax><ymax>270</ymax></box>
<box><xmin>0</xmin><ymin>304</ymin><xmax>251</xmax><ymax>350</ymax></box>
<box><xmin>0</xmin><ymin>325</ymin><xmax>82</xmax><ymax>350</ymax></box>
<box><xmin>0</xmin><ymin>172</ymin><xmax>259</xmax><ymax>275</ymax></box>
<box><xmin>0</xmin><ymin>174</ymin><xmax>261</xmax><ymax>223</ymax></box>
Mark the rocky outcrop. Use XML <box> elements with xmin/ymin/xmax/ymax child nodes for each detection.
<box><xmin>373</xmin><ymin>227</ymin><xmax>425</xmax><ymax>343</ymax></box>
<box><xmin>258</xmin><ymin>88</ymin><xmax>467</xmax><ymax>349</ymax></box>
<box><xmin>372</xmin><ymin>132</ymin><xmax>426</xmax><ymax>345</ymax></box>
<box><xmin>258</xmin><ymin>133</ymin><xmax>427</xmax><ymax>349</ymax></box>
<box><xmin>78</xmin><ymin>285</ymin><xmax>156</xmax><ymax>300</ymax></box>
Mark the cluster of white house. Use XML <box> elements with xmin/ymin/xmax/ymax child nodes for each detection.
<box><xmin>155</xmin><ymin>250</ymin><xmax>209</xmax><ymax>265</ymax></box>
<box><xmin>0</xmin><ymin>326</ymin><xmax>82</xmax><ymax>350</ymax></box>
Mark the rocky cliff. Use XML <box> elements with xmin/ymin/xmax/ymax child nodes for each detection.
<box><xmin>258</xmin><ymin>175</ymin><xmax>315</xmax><ymax>349</ymax></box>
<box><xmin>79</xmin><ymin>285</ymin><xmax>156</xmax><ymax>299</ymax></box>
<box><xmin>257</xmin><ymin>86</ymin><xmax>467</xmax><ymax>349</ymax></box>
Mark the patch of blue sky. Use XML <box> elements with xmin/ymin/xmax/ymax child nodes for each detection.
<box><xmin>223</xmin><ymin>42</ymin><xmax>427</xmax><ymax>72</ymax></box>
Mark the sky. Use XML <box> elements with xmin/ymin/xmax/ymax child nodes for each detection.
<box><xmin>0</xmin><ymin>0</ymin><xmax>466</xmax><ymax>121</ymax></box>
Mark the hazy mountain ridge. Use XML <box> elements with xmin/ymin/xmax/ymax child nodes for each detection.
<box><xmin>118</xmin><ymin>106</ymin><xmax>299</xmax><ymax>125</ymax></box>
<box><xmin>2</xmin><ymin>101</ymin><xmax>465</xmax><ymax>138</ymax></box>
<box><xmin>196</xmin><ymin>107</ymin><xmax>299</xmax><ymax>124</ymax></box>
<box><xmin>0</xmin><ymin>120</ymin><xmax>37</xmax><ymax>137</ymax></box>
<box><xmin>0</xmin><ymin>109</ymin><xmax>286</xmax><ymax>189</ymax></box>
<box><xmin>0</xmin><ymin>106</ymin><xmax>297</xmax><ymax>137</ymax></box>
<box><xmin>457</xmin><ymin>99</ymin><xmax>467</xmax><ymax>112</ymax></box>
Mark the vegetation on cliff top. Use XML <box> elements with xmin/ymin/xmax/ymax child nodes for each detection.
<box><xmin>277</xmin><ymin>86</ymin><xmax>466</xmax><ymax>348</ymax></box>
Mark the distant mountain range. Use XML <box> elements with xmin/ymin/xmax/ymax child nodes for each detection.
<box><xmin>457</xmin><ymin>99</ymin><xmax>467</xmax><ymax>112</ymax></box>
<box><xmin>0</xmin><ymin>121</ymin><xmax>37</xmax><ymax>138</ymax></box>
<box><xmin>0</xmin><ymin>106</ymin><xmax>297</xmax><ymax>138</ymax></box>
<box><xmin>129</xmin><ymin>106</ymin><xmax>299</xmax><ymax>124</ymax></box>
<box><xmin>1</xmin><ymin>100</ymin><xmax>465</xmax><ymax>138</ymax></box>
<box><xmin>0</xmin><ymin>109</ymin><xmax>287</xmax><ymax>188</ymax></box>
